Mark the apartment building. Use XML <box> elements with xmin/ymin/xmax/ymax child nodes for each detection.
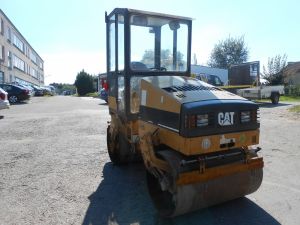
<box><xmin>0</xmin><ymin>9</ymin><xmax>44</xmax><ymax>86</ymax></box>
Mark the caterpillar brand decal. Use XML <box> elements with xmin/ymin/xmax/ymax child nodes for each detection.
<box><xmin>218</xmin><ymin>112</ymin><xmax>235</xmax><ymax>126</ymax></box>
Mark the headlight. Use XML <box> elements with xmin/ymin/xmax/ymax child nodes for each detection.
<box><xmin>185</xmin><ymin>114</ymin><xmax>209</xmax><ymax>128</ymax></box>
<box><xmin>241</xmin><ymin>111</ymin><xmax>251</xmax><ymax>123</ymax></box>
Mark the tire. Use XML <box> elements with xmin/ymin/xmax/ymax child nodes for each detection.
<box><xmin>271</xmin><ymin>93</ymin><xmax>279</xmax><ymax>104</ymax></box>
<box><xmin>9</xmin><ymin>95</ymin><xmax>18</xmax><ymax>103</ymax></box>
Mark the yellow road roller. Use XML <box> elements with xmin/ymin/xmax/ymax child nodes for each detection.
<box><xmin>105</xmin><ymin>8</ymin><xmax>263</xmax><ymax>217</ymax></box>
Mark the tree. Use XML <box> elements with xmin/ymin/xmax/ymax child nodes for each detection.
<box><xmin>74</xmin><ymin>70</ymin><xmax>94</xmax><ymax>96</ymax></box>
<box><xmin>50</xmin><ymin>83</ymin><xmax>76</xmax><ymax>95</ymax></box>
<box><xmin>141</xmin><ymin>50</ymin><xmax>154</xmax><ymax>66</ymax></box>
<box><xmin>141</xmin><ymin>49</ymin><xmax>185</xmax><ymax>69</ymax></box>
<box><xmin>208</xmin><ymin>36</ymin><xmax>248</xmax><ymax>69</ymax></box>
<box><xmin>262</xmin><ymin>54</ymin><xmax>287</xmax><ymax>85</ymax></box>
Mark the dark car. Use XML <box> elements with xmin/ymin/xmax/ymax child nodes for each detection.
<box><xmin>62</xmin><ymin>90</ymin><xmax>72</xmax><ymax>95</ymax></box>
<box><xmin>32</xmin><ymin>85</ymin><xmax>44</xmax><ymax>96</ymax></box>
<box><xmin>0</xmin><ymin>84</ymin><xmax>31</xmax><ymax>103</ymax></box>
<box><xmin>40</xmin><ymin>86</ymin><xmax>53</xmax><ymax>96</ymax></box>
<box><xmin>195</xmin><ymin>74</ymin><xmax>224</xmax><ymax>86</ymax></box>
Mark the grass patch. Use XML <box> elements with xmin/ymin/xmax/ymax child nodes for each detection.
<box><xmin>85</xmin><ymin>92</ymin><xmax>99</xmax><ymax>97</ymax></box>
<box><xmin>76</xmin><ymin>92</ymin><xmax>99</xmax><ymax>97</ymax></box>
<box><xmin>280</xmin><ymin>96</ymin><xmax>300</xmax><ymax>102</ymax></box>
<box><xmin>289</xmin><ymin>105</ymin><xmax>300</xmax><ymax>113</ymax></box>
<box><xmin>253</xmin><ymin>96</ymin><xmax>300</xmax><ymax>103</ymax></box>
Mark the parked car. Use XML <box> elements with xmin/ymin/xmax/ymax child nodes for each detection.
<box><xmin>0</xmin><ymin>87</ymin><xmax>10</xmax><ymax>110</ymax></box>
<box><xmin>11</xmin><ymin>82</ymin><xmax>35</xmax><ymax>96</ymax></box>
<box><xmin>99</xmin><ymin>88</ymin><xmax>108</xmax><ymax>102</ymax></box>
<box><xmin>0</xmin><ymin>84</ymin><xmax>31</xmax><ymax>103</ymax></box>
<box><xmin>41</xmin><ymin>86</ymin><xmax>54</xmax><ymax>96</ymax></box>
<box><xmin>19</xmin><ymin>84</ymin><xmax>35</xmax><ymax>96</ymax></box>
<box><xmin>32</xmin><ymin>85</ymin><xmax>44</xmax><ymax>96</ymax></box>
<box><xmin>47</xmin><ymin>85</ymin><xmax>56</xmax><ymax>95</ymax></box>
<box><xmin>62</xmin><ymin>90</ymin><xmax>72</xmax><ymax>95</ymax></box>
<box><xmin>194</xmin><ymin>74</ymin><xmax>224</xmax><ymax>86</ymax></box>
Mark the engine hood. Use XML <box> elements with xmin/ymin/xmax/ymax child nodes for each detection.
<box><xmin>139</xmin><ymin>75</ymin><xmax>259</xmax><ymax>136</ymax></box>
<box><xmin>142</xmin><ymin>75</ymin><xmax>246</xmax><ymax>103</ymax></box>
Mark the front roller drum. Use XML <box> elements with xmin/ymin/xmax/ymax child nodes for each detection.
<box><xmin>147</xmin><ymin>168</ymin><xmax>263</xmax><ymax>217</ymax></box>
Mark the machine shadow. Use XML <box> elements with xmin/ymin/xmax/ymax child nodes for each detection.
<box><xmin>82</xmin><ymin>162</ymin><xmax>155</xmax><ymax>225</ymax></box>
<box><xmin>157</xmin><ymin>198</ymin><xmax>281</xmax><ymax>225</ymax></box>
<box><xmin>82</xmin><ymin>163</ymin><xmax>281</xmax><ymax>225</ymax></box>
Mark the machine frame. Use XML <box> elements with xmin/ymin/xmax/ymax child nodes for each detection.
<box><xmin>105</xmin><ymin>8</ymin><xmax>192</xmax><ymax>121</ymax></box>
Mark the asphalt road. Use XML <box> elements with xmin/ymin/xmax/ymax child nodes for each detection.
<box><xmin>0</xmin><ymin>96</ymin><xmax>299</xmax><ymax>225</ymax></box>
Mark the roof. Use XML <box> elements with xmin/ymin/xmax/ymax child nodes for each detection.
<box><xmin>284</xmin><ymin>62</ymin><xmax>300</xmax><ymax>76</ymax></box>
<box><xmin>107</xmin><ymin>8</ymin><xmax>193</xmax><ymax>22</ymax></box>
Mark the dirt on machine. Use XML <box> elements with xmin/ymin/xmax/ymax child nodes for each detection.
<box><xmin>105</xmin><ymin>8</ymin><xmax>264</xmax><ymax>217</ymax></box>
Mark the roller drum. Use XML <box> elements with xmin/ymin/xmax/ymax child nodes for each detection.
<box><xmin>147</xmin><ymin>168</ymin><xmax>263</xmax><ymax>217</ymax></box>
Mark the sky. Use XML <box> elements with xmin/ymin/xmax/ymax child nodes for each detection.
<box><xmin>1</xmin><ymin>0</ymin><xmax>300</xmax><ymax>84</ymax></box>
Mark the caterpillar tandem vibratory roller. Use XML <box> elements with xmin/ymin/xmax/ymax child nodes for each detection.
<box><xmin>105</xmin><ymin>8</ymin><xmax>263</xmax><ymax>217</ymax></box>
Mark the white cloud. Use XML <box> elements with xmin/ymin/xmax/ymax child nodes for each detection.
<box><xmin>43</xmin><ymin>51</ymin><xmax>106</xmax><ymax>85</ymax></box>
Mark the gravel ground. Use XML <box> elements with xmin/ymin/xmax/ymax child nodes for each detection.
<box><xmin>0</xmin><ymin>96</ymin><xmax>299</xmax><ymax>225</ymax></box>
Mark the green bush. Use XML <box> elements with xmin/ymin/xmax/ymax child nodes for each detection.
<box><xmin>284</xmin><ymin>85</ymin><xmax>300</xmax><ymax>96</ymax></box>
<box><xmin>85</xmin><ymin>92</ymin><xmax>99</xmax><ymax>97</ymax></box>
<box><xmin>74</xmin><ymin>70</ymin><xmax>94</xmax><ymax>96</ymax></box>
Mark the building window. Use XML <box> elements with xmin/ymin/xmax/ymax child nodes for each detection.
<box><xmin>30</xmin><ymin>67</ymin><xmax>38</xmax><ymax>79</ymax></box>
<box><xmin>40</xmin><ymin>74</ymin><xmax>44</xmax><ymax>82</ymax></box>
<box><xmin>15</xmin><ymin>77</ymin><xmax>32</xmax><ymax>86</ymax></box>
<box><xmin>30</xmin><ymin>50</ymin><xmax>37</xmax><ymax>64</ymax></box>
<box><xmin>12</xmin><ymin>33</ymin><xmax>24</xmax><ymax>52</ymax></box>
<box><xmin>9</xmin><ymin>74</ymin><xmax>14</xmax><ymax>82</ymax></box>
<box><xmin>12</xmin><ymin>54</ymin><xmax>25</xmax><ymax>71</ymax></box>
<box><xmin>8</xmin><ymin>58</ymin><xmax>12</xmax><ymax>69</ymax></box>
<box><xmin>0</xmin><ymin>45</ymin><xmax>4</xmax><ymax>61</ymax></box>
<box><xmin>7</xmin><ymin>26</ymin><xmax>11</xmax><ymax>42</ymax></box>
<box><xmin>0</xmin><ymin>71</ymin><xmax>4</xmax><ymax>83</ymax></box>
<box><xmin>0</xmin><ymin>18</ymin><xmax>3</xmax><ymax>35</ymax></box>
<box><xmin>39</xmin><ymin>61</ymin><xmax>43</xmax><ymax>70</ymax></box>
<box><xmin>24</xmin><ymin>45</ymin><xmax>29</xmax><ymax>57</ymax></box>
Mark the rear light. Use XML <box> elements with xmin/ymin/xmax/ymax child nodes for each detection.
<box><xmin>240</xmin><ymin>110</ymin><xmax>259</xmax><ymax>123</ymax></box>
<box><xmin>185</xmin><ymin>115</ymin><xmax>196</xmax><ymax>128</ymax></box>
<box><xmin>23</xmin><ymin>89</ymin><xmax>29</xmax><ymax>94</ymax></box>
<box><xmin>185</xmin><ymin>114</ymin><xmax>209</xmax><ymax>128</ymax></box>
<box><xmin>240</xmin><ymin>111</ymin><xmax>251</xmax><ymax>123</ymax></box>
<box><xmin>253</xmin><ymin>109</ymin><xmax>259</xmax><ymax>123</ymax></box>
<box><xmin>197</xmin><ymin>114</ymin><xmax>209</xmax><ymax>127</ymax></box>
<box><xmin>0</xmin><ymin>93</ymin><xmax>5</xmax><ymax>100</ymax></box>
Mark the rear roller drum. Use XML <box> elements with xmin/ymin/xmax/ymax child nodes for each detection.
<box><xmin>107</xmin><ymin>125</ymin><xmax>142</xmax><ymax>164</ymax></box>
<box><xmin>107</xmin><ymin>126</ymin><xmax>122</xmax><ymax>164</ymax></box>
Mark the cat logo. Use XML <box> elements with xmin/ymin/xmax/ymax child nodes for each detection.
<box><xmin>218</xmin><ymin>112</ymin><xmax>235</xmax><ymax>126</ymax></box>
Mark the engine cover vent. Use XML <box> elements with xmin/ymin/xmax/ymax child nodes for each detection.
<box><xmin>163</xmin><ymin>85</ymin><xmax>221</xmax><ymax>93</ymax></box>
